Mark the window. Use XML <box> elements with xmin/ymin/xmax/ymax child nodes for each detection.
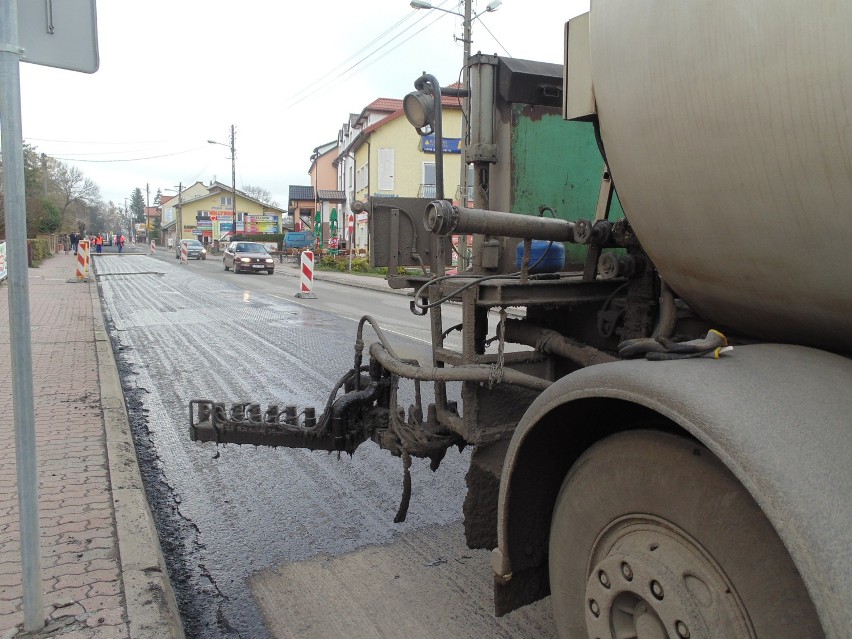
<box><xmin>197</xmin><ymin>210</ymin><xmax>210</xmax><ymax>219</ymax></box>
<box><xmin>221</xmin><ymin>196</ymin><xmax>232</xmax><ymax>206</ymax></box>
<box><xmin>421</xmin><ymin>162</ymin><xmax>436</xmax><ymax>198</ymax></box>
<box><xmin>355</xmin><ymin>164</ymin><xmax>368</xmax><ymax>192</ymax></box>
<box><xmin>378</xmin><ymin>148</ymin><xmax>394</xmax><ymax>191</ymax></box>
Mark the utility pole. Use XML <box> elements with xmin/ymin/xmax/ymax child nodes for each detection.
<box><xmin>230</xmin><ymin>124</ymin><xmax>237</xmax><ymax>237</ymax></box>
<box><xmin>40</xmin><ymin>153</ymin><xmax>47</xmax><ymax>197</ymax></box>
<box><xmin>146</xmin><ymin>183</ymin><xmax>150</xmax><ymax>243</ymax></box>
<box><xmin>175</xmin><ymin>182</ymin><xmax>183</xmax><ymax>244</ymax></box>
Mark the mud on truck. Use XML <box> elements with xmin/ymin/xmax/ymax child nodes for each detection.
<box><xmin>190</xmin><ymin>2</ymin><xmax>852</xmax><ymax>637</ymax></box>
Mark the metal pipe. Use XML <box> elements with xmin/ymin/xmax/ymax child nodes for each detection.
<box><xmin>230</xmin><ymin>124</ymin><xmax>237</xmax><ymax>236</ymax></box>
<box><xmin>413</xmin><ymin>74</ymin><xmax>444</xmax><ymax>201</ymax></box>
<box><xmin>369</xmin><ymin>342</ymin><xmax>552</xmax><ymax>391</ymax></box>
<box><xmin>504</xmin><ymin>321</ymin><xmax>618</xmax><ymax>368</ymax></box>
<box><xmin>425</xmin><ymin>201</ymin><xmax>575</xmax><ymax>241</ymax></box>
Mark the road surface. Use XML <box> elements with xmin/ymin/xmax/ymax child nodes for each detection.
<box><xmin>94</xmin><ymin>253</ymin><xmax>556</xmax><ymax>638</ymax></box>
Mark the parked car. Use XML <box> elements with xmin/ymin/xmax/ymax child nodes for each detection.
<box><xmin>176</xmin><ymin>239</ymin><xmax>207</xmax><ymax>260</ymax></box>
<box><xmin>223</xmin><ymin>241</ymin><xmax>275</xmax><ymax>274</ymax></box>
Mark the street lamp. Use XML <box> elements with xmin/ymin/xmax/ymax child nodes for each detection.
<box><xmin>404</xmin><ymin>74</ymin><xmax>445</xmax><ymax>201</ymax></box>
<box><xmin>410</xmin><ymin>0</ymin><xmax>501</xmax><ymax>270</ymax></box>
<box><xmin>208</xmin><ymin>124</ymin><xmax>237</xmax><ymax>240</ymax></box>
<box><xmin>410</xmin><ymin>0</ymin><xmax>501</xmax><ymax>19</ymax></box>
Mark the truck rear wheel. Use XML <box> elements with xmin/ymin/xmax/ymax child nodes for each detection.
<box><xmin>548</xmin><ymin>430</ymin><xmax>822</xmax><ymax>638</ymax></box>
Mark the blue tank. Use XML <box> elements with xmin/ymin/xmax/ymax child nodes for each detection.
<box><xmin>515</xmin><ymin>240</ymin><xmax>565</xmax><ymax>274</ymax></box>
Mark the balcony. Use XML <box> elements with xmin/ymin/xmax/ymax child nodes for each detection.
<box><xmin>418</xmin><ymin>183</ymin><xmax>437</xmax><ymax>198</ymax></box>
<box><xmin>417</xmin><ymin>184</ymin><xmax>474</xmax><ymax>203</ymax></box>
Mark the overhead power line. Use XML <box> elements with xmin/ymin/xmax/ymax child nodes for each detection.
<box><xmin>51</xmin><ymin>146</ymin><xmax>206</xmax><ymax>163</ymax></box>
<box><xmin>281</xmin><ymin>3</ymin><xmax>455</xmax><ymax>111</ymax></box>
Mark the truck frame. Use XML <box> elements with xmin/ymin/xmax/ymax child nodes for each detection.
<box><xmin>191</xmin><ymin>4</ymin><xmax>851</xmax><ymax>637</ymax></box>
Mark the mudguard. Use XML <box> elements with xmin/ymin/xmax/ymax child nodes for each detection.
<box><xmin>493</xmin><ymin>343</ymin><xmax>852</xmax><ymax>637</ymax></box>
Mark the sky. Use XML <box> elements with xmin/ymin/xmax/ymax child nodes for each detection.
<box><xmin>16</xmin><ymin>0</ymin><xmax>590</xmax><ymax>210</ymax></box>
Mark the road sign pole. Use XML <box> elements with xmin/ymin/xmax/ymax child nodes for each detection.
<box><xmin>347</xmin><ymin>212</ymin><xmax>354</xmax><ymax>272</ymax></box>
<box><xmin>0</xmin><ymin>0</ymin><xmax>45</xmax><ymax>631</ymax></box>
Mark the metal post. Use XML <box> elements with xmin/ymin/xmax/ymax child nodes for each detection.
<box><xmin>230</xmin><ymin>124</ymin><xmax>236</xmax><ymax>237</ymax></box>
<box><xmin>146</xmin><ymin>183</ymin><xmax>150</xmax><ymax>243</ymax></box>
<box><xmin>459</xmin><ymin>0</ymin><xmax>472</xmax><ymax>271</ymax></box>
<box><xmin>175</xmin><ymin>182</ymin><xmax>183</xmax><ymax>244</ymax></box>
<box><xmin>0</xmin><ymin>0</ymin><xmax>45</xmax><ymax>631</ymax></box>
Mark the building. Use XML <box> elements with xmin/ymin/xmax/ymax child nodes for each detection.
<box><xmin>287</xmin><ymin>185</ymin><xmax>315</xmax><ymax>233</ymax></box>
<box><xmin>160</xmin><ymin>181</ymin><xmax>209</xmax><ymax>247</ymax></box>
<box><xmin>330</xmin><ymin>94</ymin><xmax>466</xmax><ymax>254</ymax></box>
<box><xmin>161</xmin><ymin>181</ymin><xmax>286</xmax><ymax>247</ymax></box>
<box><xmin>142</xmin><ymin>206</ymin><xmax>160</xmax><ymax>242</ymax></box>
<box><xmin>310</xmin><ymin>141</ymin><xmax>348</xmax><ymax>249</ymax></box>
<box><xmin>315</xmin><ymin>189</ymin><xmax>346</xmax><ymax>250</ymax></box>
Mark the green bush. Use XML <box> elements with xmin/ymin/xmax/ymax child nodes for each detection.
<box><xmin>350</xmin><ymin>258</ymin><xmax>370</xmax><ymax>273</ymax></box>
<box><xmin>28</xmin><ymin>237</ymin><xmax>50</xmax><ymax>267</ymax></box>
<box><xmin>37</xmin><ymin>201</ymin><xmax>61</xmax><ymax>234</ymax></box>
<box><xmin>319</xmin><ymin>254</ymin><xmax>338</xmax><ymax>269</ymax></box>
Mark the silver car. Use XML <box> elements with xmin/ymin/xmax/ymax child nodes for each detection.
<box><xmin>176</xmin><ymin>239</ymin><xmax>207</xmax><ymax>260</ymax></box>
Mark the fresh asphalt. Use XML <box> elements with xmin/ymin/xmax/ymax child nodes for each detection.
<box><xmin>92</xmin><ymin>247</ymin><xmax>471</xmax><ymax>637</ymax></box>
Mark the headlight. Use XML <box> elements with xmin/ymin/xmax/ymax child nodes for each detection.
<box><xmin>201</xmin><ymin>249</ymin><xmax>207</xmax><ymax>254</ymax></box>
<box><xmin>265</xmin><ymin>258</ymin><xmax>273</xmax><ymax>263</ymax></box>
<box><xmin>240</xmin><ymin>257</ymin><xmax>251</xmax><ymax>263</ymax></box>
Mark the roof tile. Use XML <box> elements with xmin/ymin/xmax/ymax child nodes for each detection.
<box><xmin>289</xmin><ymin>185</ymin><xmax>315</xmax><ymax>200</ymax></box>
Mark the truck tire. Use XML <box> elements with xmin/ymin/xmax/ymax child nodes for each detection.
<box><xmin>548</xmin><ymin>430</ymin><xmax>822</xmax><ymax>638</ymax></box>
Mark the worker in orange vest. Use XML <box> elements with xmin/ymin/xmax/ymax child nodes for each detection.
<box><xmin>95</xmin><ymin>233</ymin><xmax>104</xmax><ymax>254</ymax></box>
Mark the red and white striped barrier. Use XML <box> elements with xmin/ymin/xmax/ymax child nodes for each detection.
<box><xmin>150</xmin><ymin>240</ymin><xmax>156</xmax><ymax>254</ymax></box>
<box><xmin>295</xmin><ymin>250</ymin><xmax>317</xmax><ymax>299</ymax></box>
<box><xmin>76</xmin><ymin>240</ymin><xmax>90</xmax><ymax>281</ymax></box>
<box><xmin>180</xmin><ymin>242</ymin><xmax>188</xmax><ymax>264</ymax></box>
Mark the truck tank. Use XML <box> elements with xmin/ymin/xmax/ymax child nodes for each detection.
<box><xmin>589</xmin><ymin>0</ymin><xmax>852</xmax><ymax>353</ymax></box>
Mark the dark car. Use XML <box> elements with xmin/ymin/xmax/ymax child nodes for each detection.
<box><xmin>223</xmin><ymin>241</ymin><xmax>274</xmax><ymax>274</ymax></box>
<box><xmin>176</xmin><ymin>239</ymin><xmax>207</xmax><ymax>260</ymax></box>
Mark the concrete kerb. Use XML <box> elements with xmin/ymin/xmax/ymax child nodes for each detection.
<box><xmin>278</xmin><ymin>262</ymin><xmax>413</xmax><ymax>297</ymax></box>
<box><xmin>88</xmin><ymin>276</ymin><xmax>185</xmax><ymax>639</ymax></box>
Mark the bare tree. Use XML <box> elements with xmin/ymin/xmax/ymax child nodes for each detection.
<box><xmin>53</xmin><ymin>164</ymin><xmax>100</xmax><ymax>226</ymax></box>
<box><xmin>241</xmin><ymin>184</ymin><xmax>279</xmax><ymax>208</ymax></box>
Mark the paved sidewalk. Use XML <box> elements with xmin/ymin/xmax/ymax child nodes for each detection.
<box><xmin>0</xmin><ymin>253</ymin><xmax>182</xmax><ymax>638</ymax></box>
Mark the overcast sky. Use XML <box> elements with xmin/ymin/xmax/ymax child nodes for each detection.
<box><xmin>17</xmin><ymin>0</ymin><xmax>589</xmax><ymax>209</ymax></box>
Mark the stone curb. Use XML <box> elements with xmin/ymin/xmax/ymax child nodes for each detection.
<box><xmin>88</xmin><ymin>279</ymin><xmax>185</xmax><ymax>639</ymax></box>
<box><xmin>276</xmin><ymin>262</ymin><xmax>413</xmax><ymax>297</ymax></box>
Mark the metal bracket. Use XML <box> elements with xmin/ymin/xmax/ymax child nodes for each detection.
<box><xmin>583</xmin><ymin>167</ymin><xmax>615</xmax><ymax>280</ymax></box>
<box><xmin>0</xmin><ymin>43</ymin><xmax>24</xmax><ymax>55</ymax></box>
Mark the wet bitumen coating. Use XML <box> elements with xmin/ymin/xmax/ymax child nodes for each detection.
<box><xmin>94</xmin><ymin>256</ymin><xmax>470</xmax><ymax>638</ymax></box>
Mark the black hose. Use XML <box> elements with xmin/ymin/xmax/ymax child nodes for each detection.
<box><xmin>393</xmin><ymin>450</ymin><xmax>412</xmax><ymax>523</ymax></box>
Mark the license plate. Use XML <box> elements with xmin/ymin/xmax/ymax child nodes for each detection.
<box><xmin>252</xmin><ymin>264</ymin><xmax>264</xmax><ymax>269</ymax></box>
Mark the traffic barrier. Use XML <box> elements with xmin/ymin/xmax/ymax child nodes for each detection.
<box><xmin>295</xmin><ymin>250</ymin><xmax>317</xmax><ymax>299</ymax></box>
<box><xmin>150</xmin><ymin>240</ymin><xmax>156</xmax><ymax>254</ymax></box>
<box><xmin>75</xmin><ymin>240</ymin><xmax>90</xmax><ymax>281</ymax></box>
<box><xmin>180</xmin><ymin>242</ymin><xmax>188</xmax><ymax>264</ymax></box>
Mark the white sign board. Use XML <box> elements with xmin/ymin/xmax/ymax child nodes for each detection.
<box><xmin>17</xmin><ymin>0</ymin><xmax>99</xmax><ymax>73</ymax></box>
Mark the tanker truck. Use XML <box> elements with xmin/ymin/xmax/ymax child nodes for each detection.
<box><xmin>190</xmin><ymin>1</ymin><xmax>851</xmax><ymax>636</ymax></box>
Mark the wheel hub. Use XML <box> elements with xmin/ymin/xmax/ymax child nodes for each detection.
<box><xmin>583</xmin><ymin>515</ymin><xmax>755</xmax><ymax>639</ymax></box>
